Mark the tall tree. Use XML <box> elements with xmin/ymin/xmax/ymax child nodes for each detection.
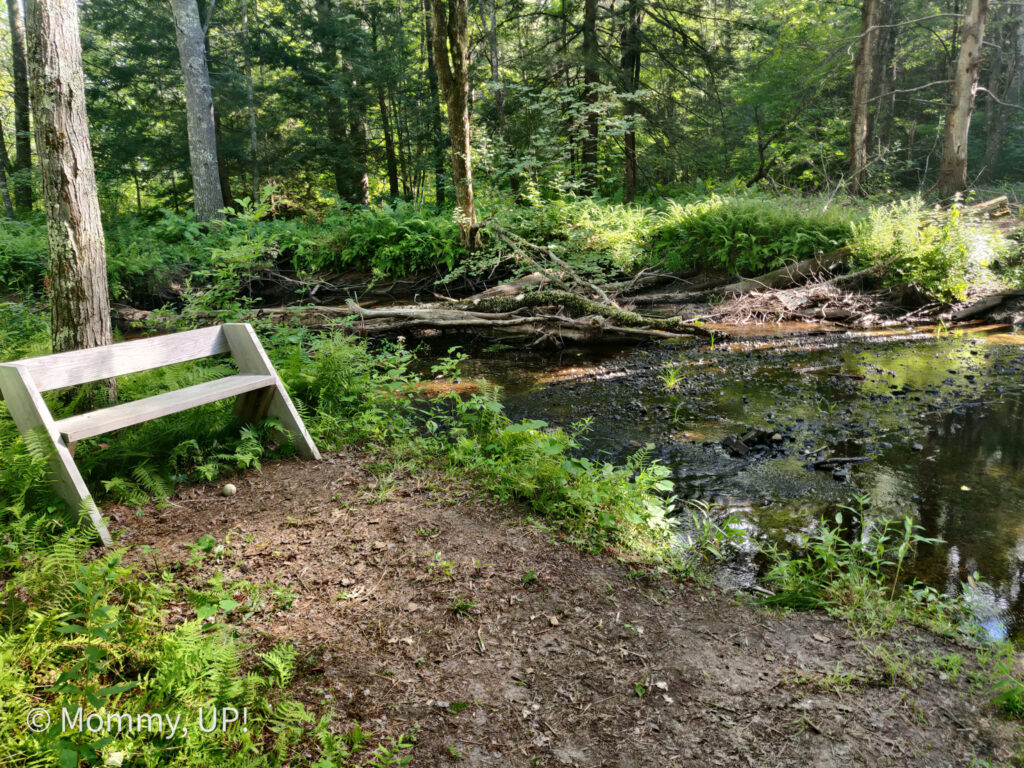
<box><xmin>424</xmin><ymin>0</ymin><xmax>446</xmax><ymax>206</ymax></box>
<box><xmin>982</xmin><ymin>13</ymin><xmax>1024</xmax><ymax>179</ymax></box>
<box><xmin>170</xmin><ymin>0</ymin><xmax>225</xmax><ymax>221</ymax></box>
<box><xmin>937</xmin><ymin>0</ymin><xmax>989</xmax><ymax>198</ymax></box>
<box><xmin>429</xmin><ymin>0</ymin><xmax>476</xmax><ymax>247</ymax></box>
<box><xmin>620</xmin><ymin>0</ymin><xmax>643</xmax><ymax>202</ymax></box>
<box><xmin>8</xmin><ymin>0</ymin><xmax>33</xmax><ymax>211</ymax></box>
<box><xmin>581</xmin><ymin>0</ymin><xmax>600</xmax><ymax>194</ymax></box>
<box><xmin>0</xmin><ymin>121</ymin><xmax>15</xmax><ymax>218</ymax></box>
<box><xmin>849</xmin><ymin>0</ymin><xmax>881</xmax><ymax>194</ymax></box>
<box><xmin>240</xmin><ymin>0</ymin><xmax>260</xmax><ymax>199</ymax></box>
<box><xmin>25</xmin><ymin>0</ymin><xmax>113</xmax><ymax>355</ymax></box>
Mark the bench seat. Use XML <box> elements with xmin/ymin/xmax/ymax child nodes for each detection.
<box><xmin>54</xmin><ymin>373</ymin><xmax>277</xmax><ymax>444</ymax></box>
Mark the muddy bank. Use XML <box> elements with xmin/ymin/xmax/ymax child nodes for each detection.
<box><xmin>115</xmin><ymin>450</ymin><xmax>1020</xmax><ymax>767</ymax></box>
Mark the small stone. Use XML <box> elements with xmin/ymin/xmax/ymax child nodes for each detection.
<box><xmin>549</xmin><ymin>615</ymin><xmax>559</xmax><ymax>627</ymax></box>
<box><xmin>911</xmin><ymin>442</ymin><xmax>924</xmax><ymax>451</ymax></box>
<box><xmin>406</xmin><ymin>602</ymin><xmax>419</xmax><ymax>612</ymax></box>
<box><xmin>221</xmin><ymin>483</ymin><xmax>237</xmax><ymax>497</ymax></box>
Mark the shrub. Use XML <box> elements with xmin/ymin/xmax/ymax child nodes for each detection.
<box><xmin>0</xmin><ymin>217</ymin><xmax>47</xmax><ymax>292</ymax></box>
<box><xmin>649</xmin><ymin>194</ymin><xmax>855</xmax><ymax>274</ymax></box>
<box><xmin>850</xmin><ymin>198</ymin><xmax>1004</xmax><ymax>301</ymax></box>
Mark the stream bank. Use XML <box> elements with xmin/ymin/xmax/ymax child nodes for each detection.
<box><xmin>119</xmin><ymin>450</ymin><xmax>1022</xmax><ymax>767</ymax></box>
<box><xmin>435</xmin><ymin>323</ymin><xmax>1024</xmax><ymax>642</ymax></box>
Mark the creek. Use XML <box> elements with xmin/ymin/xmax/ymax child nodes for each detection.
<box><xmin>451</xmin><ymin>324</ymin><xmax>1024</xmax><ymax>640</ymax></box>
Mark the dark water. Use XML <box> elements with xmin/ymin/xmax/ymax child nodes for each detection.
<box><xmin>455</xmin><ymin>327</ymin><xmax>1024</xmax><ymax>641</ymax></box>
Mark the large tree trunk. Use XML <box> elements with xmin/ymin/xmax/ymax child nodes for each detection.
<box><xmin>983</xmin><ymin>16</ymin><xmax>1024</xmax><ymax>179</ymax></box>
<box><xmin>424</xmin><ymin>0</ymin><xmax>446</xmax><ymax>206</ymax></box>
<box><xmin>849</xmin><ymin>0</ymin><xmax>881</xmax><ymax>195</ymax></box>
<box><xmin>620</xmin><ymin>0</ymin><xmax>642</xmax><ymax>203</ymax></box>
<box><xmin>8</xmin><ymin>0</ymin><xmax>33</xmax><ymax>212</ymax></box>
<box><xmin>937</xmin><ymin>0</ymin><xmax>989</xmax><ymax>198</ymax></box>
<box><xmin>429</xmin><ymin>0</ymin><xmax>477</xmax><ymax>248</ymax></box>
<box><xmin>581</xmin><ymin>0</ymin><xmax>599</xmax><ymax>194</ymax></box>
<box><xmin>25</xmin><ymin>0</ymin><xmax>113</xmax><ymax>357</ymax></box>
<box><xmin>170</xmin><ymin>0</ymin><xmax>225</xmax><ymax>221</ymax></box>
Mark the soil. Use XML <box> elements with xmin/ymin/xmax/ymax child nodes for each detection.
<box><xmin>113</xmin><ymin>450</ymin><xmax>1023</xmax><ymax>767</ymax></box>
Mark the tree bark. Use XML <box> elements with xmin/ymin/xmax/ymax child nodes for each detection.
<box><xmin>8</xmin><ymin>0</ymin><xmax>33</xmax><ymax>211</ymax></box>
<box><xmin>983</xmin><ymin>16</ymin><xmax>1024</xmax><ymax>179</ymax></box>
<box><xmin>170</xmin><ymin>0</ymin><xmax>225</xmax><ymax>221</ymax></box>
<box><xmin>429</xmin><ymin>0</ymin><xmax>477</xmax><ymax>248</ymax></box>
<box><xmin>25</xmin><ymin>0</ymin><xmax>113</xmax><ymax>358</ymax></box>
<box><xmin>424</xmin><ymin>0</ymin><xmax>446</xmax><ymax>206</ymax></box>
<box><xmin>937</xmin><ymin>0</ymin><xmax>989</xmax><ymax>198</ymax></box>
<box><xmin>620</xmin><ymin>0</ymin><xmax>642</xmax><ymax>202</ymax></box>
<box><xmin>379</xmin><ymin>90</ymin><xmax>401</xmax><ymax>198</ymax></box>
<box><xmin>849</xmin><ymin>0</ymin><xmax>881</xmax><ymax>195</ymax></box>
<box><xmin>581</xmin><ymin>0</ymin><xmax>599</xmax><ymax>194</ymax></box>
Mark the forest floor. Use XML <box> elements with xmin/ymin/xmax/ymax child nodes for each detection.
<box><xmin>115</xmin><ymin>449</ymin><xmax>1023</xmax><ymax>767</ymax></box>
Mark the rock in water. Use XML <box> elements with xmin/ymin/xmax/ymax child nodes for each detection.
<box><xmin>221</xmin><ymin>483</ymin><xmax>237</xmax><ymax>497</ymax></box>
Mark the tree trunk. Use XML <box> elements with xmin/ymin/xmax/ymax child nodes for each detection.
<box><xmin>849</xmin><ymin>0</ymin><xmax>881</xmax><ymax>195</ymax></box>
<box><xmin>937</xmin><ymin>0</ymin><xmax>989</xmax><ymax>198</ymax></box>
<box><xmin>8</xmin><ymin>0</ymin><xmax>33</xmax><ymax>211</ymax></box>
<box><xmin>424</xmin><ymin>0</ymin><xmax>446</xmax><ymax>206</ymax></box>
<box><xmin>869</xmin><ymin>0</ymin><xmax>898</xmax><ymax>154</ymax></box>
<box><xmin>429</xmin><ymin>0</ymin><xmax>477</xmax><ymax>248</ymax></box>
<box><xmin>241</xmin><ymin>0</ymin><xmax>260</xmax><ymax>199</ymax></box>
<box><xmin>620</xmin><ymin>0</ymin><xmax>642</xmax><ymax>203</ymax></box>
<box><xmin>25</xmin><ymin>0</ymin><xmax>113</xmax><ymax>358</ymax></box>
<box><xmin>581</xmin><ymin>0</ymin><xmax>599</xmax><ymax>194</ymax></box>
<box><xmin>379</xmin><ymin>90</ymin><xmax>401</xmax><ymax>198</ymax></box>
<box><xmin>983</xmin><ymin>17</ymin><xmax>1024</xmax><ymax>179</ymax></box>
<box><xmin>170</xmin><ymin>0</ymin><xmax>225</xmax><ymax>221</ymax></box>
<box><xmin>0</xmin><ymin>121</ymin><xmax>16</xmax><ymax>219</ymax></box>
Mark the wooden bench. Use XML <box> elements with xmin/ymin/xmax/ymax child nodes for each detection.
<box><xmin>0</xmin><ymin>323</ymin><xmax>320</xmax><ymax>545</ymax></box>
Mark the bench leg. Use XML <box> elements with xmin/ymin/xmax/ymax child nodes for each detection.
<box><xmin>223</xmin><ymin>324</ymin><xmax>321</xmax><ymax>461</ymax></box>
<box><xmin>0</xmin><ymin>364</ymin><xmax>113</xmax><ymax>546</ymax></box>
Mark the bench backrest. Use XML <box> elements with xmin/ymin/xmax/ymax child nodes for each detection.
<box><xmin>6</xmin><ymin>326</ymin><xmax>230</xmax><ymax>393</ymax></box>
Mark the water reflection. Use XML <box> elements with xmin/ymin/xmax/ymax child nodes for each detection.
<box><xmin>466</xmin><ymin>328</ymin><xmax>1024</xmax><ymax>639</ymax></box>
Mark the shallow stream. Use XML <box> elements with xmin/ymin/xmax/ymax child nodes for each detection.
<box><xmin>453</xmin><ymin>325</ymin><xmax>1024</xmax><ymax>640</ymax></box>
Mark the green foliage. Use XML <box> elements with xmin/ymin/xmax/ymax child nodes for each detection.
<box><xmin>311</xmin><ymin>202</ymin><xmax>463</xmax><ymax>278</ymax></box>
<box><xmin>0</xmin><ymin>218</ymin><xmax>48</xmax><ymax>292</ymax></box>
<box><xmin>650</xmin><ymin>194</ymin><xmax>855</xmax><ymax>274</ymax></box>
<box><xmin>758</xmin><ymin>499</ymin><xmax>960</xmax><ymax>634</ymax></box>
<box><xmin>851</xmin><ymin>198</ymin><xmax>1004</xmax><ymax>300</ymax></box>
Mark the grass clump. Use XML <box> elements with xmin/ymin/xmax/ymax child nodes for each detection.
<box><xmin>649</xmin><ymin>194</ymin><xmax>855</xmax><ymax>275</ymax></box>
<box><xmin>758</xmin><ymin>498</ymin><xmax>962</xmax><ymax>635</ymax></box>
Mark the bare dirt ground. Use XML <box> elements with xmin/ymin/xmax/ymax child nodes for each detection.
<box><xmin>114</xmin><ymin>450</ymin><xmax>1022</xmax><ymax>767</ymax></box>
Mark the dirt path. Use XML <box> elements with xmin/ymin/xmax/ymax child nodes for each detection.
<box><xmin>115</xmin><ymin>451</ymin><xmax>1021</xmax><ymax>767</ymax></box>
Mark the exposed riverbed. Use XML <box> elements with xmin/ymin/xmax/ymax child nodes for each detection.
<box><xmin>448</xmin><ymin>324</ymin><xmax>1024</xmax><ymax>640</ymax></box>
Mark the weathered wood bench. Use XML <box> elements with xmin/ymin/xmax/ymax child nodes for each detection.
<box><xmin>0</xmin><ymin>323</ymin><xmax>320</xmax><ymax>545</ymax></box>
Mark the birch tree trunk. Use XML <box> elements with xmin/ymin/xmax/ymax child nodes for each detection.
<box><xmin>937</xmin><ymin>0</ymin><xmax>989</xmax><ymax>198</ymax></box>
<box><xmin>8</xmin><ymin>0</ymin><xmax>33</xmax><ymax>211</ymax></box>
<box><xmin>848</xmin><ymin>0</ymin><xmax>881</xmax><ymax>195</ymax></box>
<box><xmin>25</xmin><ymin>0</ymin><xmax>113</xmax><ymax>357</ymax></box>
<box><xmin>170</xmin><ymin>0</ymin><xmax>225</xmax><ymax>221</ymax></box>
<box><xmin>429</xmin><ymin>0</ymin><xmax>477</xmax><ymax>248</ymax></box>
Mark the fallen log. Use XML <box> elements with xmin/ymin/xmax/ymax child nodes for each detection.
<box><xmin>343</xmin><ymin>301</ymin><xmax>706</xmax><ymax>344</ymax></box>
<box><xmin>946</xmin><ymin>290</ymin><xmax>1024</xmax><ymax>322</ymax></box>
<box><xmin>630</xmin><ymin>250</ymin><xmax>851</xmax><ymax>307</ymax></box>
